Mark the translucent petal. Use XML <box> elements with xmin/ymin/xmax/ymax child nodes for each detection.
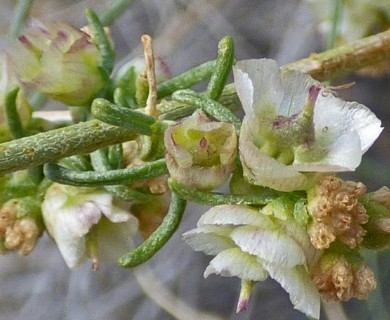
<box><xmin>278</xmin><ymin>69</ymin><xmax>318</xmax><ymax>117</ymax></box>
<box><xmin>182</xmin><ymin>225</ymin><xmax>235</xmax><ymax>255</ymax></box>
<box><xmin>204</xmin><ymin>248</ymin><xmax>268</xmax><ymax>281</ymax></box>
<box><xmin>294</xmin><ymin>92</ymin><xmax>383</xmax><ymax>171</ymax></box>
<box><xmin>95</xmin><ymin>216</ymin><xmax>138</xmax><ymax>261</ymax></box>
<box><xmin>293</xmin><ymin>131</ymin><xmax>362</xmax><ymax>171</ymax></box>
<box><xmin>233</xmin><ymin>59</ymin><xmax>283</xmax><ymax>117</ymax></box>
<box><xmin>231</xmin><ymin>225</ymin><xmax>306</xmax><ymax>268</ymax></box>
<box><xmin>313</xmin><ymin>93</ymin><xmax>383</xmax><ymax>153</ymax></box>
<box><xmin>262</xmin><ymin>263</ymin><xmax>321</xmax><ymax>319</ymax></box>
<box><xmin>198</xmin><ymin>205</ymin><xmax>275</xmax><ymax>228</ymax></box>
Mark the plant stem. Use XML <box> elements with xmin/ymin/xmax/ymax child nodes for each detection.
<box><xmin>99</xmin><ymin>0</ymin><xmax>136</xmax><ymax>26</ymax></box>
<box><xmin>157</xmin><ymin>60</ymin><xmax>216</xmax><ymax>99</ymax></box>
<box><xmin>206</xmin><ymin>35</ymin><xmax>234</xmax><ymax>100</ymax></box>
<box><xmin>91</xmin><ymin>98</ymin><xmax>156</xmax><ymax>135</ymax></box>
<box><xmin>86</xmin><ymin>8</ymin><xmax>115</xmax><ymax>74</ymax></box>
<box><xmin>118</xmin><ymin>192</ymin><xmax>187</xmax><ymax>267</ymax></box>
<box><xmin>168</xmin><ymin>178</ymin><xmax>275</xmax><ymax>206</ymax></box>
<box><xmin>172</xmin><ymin>89</ymin><xmax>241</xmax><ymax>131</ymax></box>
<box><xmin>4</xmin><ymin>87</ymin><xmax>25</xmax><ymax>139</ymax></box>
<box><xmin>283</xmin><ymin>27</ymin><xmax>390</xmax><ymax>81</ymax></box>
<box><xmin>0</xmin><ymin>119</ymin><xmax>136</xmax><ymax>175</ymax></box>
<box><xmin>326</xmin><ymin>0</ymin><xmax>343</xmax><ymax>51</ymax></box>
<box><xmin>89</xmin><ymin>148</ymin><xmax>156</xmax><ymax>203</ymax></box>
<box><xmin>8</xmin><ymin>0</ymin><xmax>33</xmax><ymax>38</ymax></box>
<box><xmin>44</xmin><ymin>159</ymin><xmax>168</xmax><ymax>186</ymax></box>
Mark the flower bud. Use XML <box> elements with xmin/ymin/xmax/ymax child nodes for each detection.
<box><xmin>11</xmin><ymin>22</ymin><xmax>105</xmax><ymax>106</ymax></box>
<box><xmin>165</xmin><ymin>110</ymin><xmax>237</xmax><ymax>190</ymax></box>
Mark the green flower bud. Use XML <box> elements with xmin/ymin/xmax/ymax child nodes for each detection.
<box><xmin>164</xmin><ymin>110</ymin><xmax>237</xmax><ymax>190</ymax></box>
<box><xmin>10</xmin><ymin>22</ymin><xmax>105</xmax><ymax>106</ymax></box>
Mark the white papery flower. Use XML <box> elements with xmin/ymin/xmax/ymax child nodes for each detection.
<box><xmin>183</xmin><ymin>205</ymin><xmax>321</xmax><ymax>319</ymax></box>
<box><xmin>42</xmin><ymin>183</ymin><xmax>138</xmax><ymax>269</ymax></box>
<box><xmin>234</xmin><ymin>59</ymin><xmax>382</xmax><ymax>191</ymax></box>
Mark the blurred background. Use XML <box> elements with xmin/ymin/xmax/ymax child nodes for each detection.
<box><xmin>0</xmin><ymin>0</ymin><xmax>389</xmax><ymax>319</ymax></box>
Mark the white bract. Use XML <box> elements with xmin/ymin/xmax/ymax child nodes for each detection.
<box><xmin>234</xmin><ymin>59</ymin><xmax>382</xmax><ymax>191</ymax></box>
<box><xmin>183</xmin><ymin>204</ymin><xmax>321</xmax><ymax>319</ymax></box>
<box><xmin>42</xmin><ymin>183</ymin><xmax>138</xmax><ymax>269</ymax></box>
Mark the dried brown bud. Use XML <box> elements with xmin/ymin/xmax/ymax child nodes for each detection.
<box><xmin>0</xmin><ymin>200</ymin><xmax>17</xmax><ymax>236</ymax></box>
<box><xmin>4</xmin><ymin>217</ymin><xmax>39</xmax><ymax>256</ymax></box>
<box><xmin>312</xmin><ymin>254</ymin><xmax>376</xmax><ymax>301</ymax></box>
<box><xmin>307</xmin><ymin>176</ymin><xmax>368</xmax><ymax>249</ymax></box>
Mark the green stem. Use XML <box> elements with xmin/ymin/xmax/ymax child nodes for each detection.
<box><xmin>168</xmin><ymin>178</ymin><xmax>275</xmax><ymax>206</ymax></box>
<box><xmin>91</xmin><ymin>98</ymin><xmax>155</xmax><ymax>135</ymax></box>
<box><xmin>157</xmin><ymin>60</ymin><xmax>216</xmax><ymax>99</ymax></box>
<box><xmin>44</xmin><ymin>158</ymin><xmax>168</xmax><ymax>186</ymax></box>
<box><xmin>206</xmin><ymin>35</ymin><xmax>234</xmax><ymax>100</ymax></box>
<box><xmin>105</xmin><ymin>184</ymin><xmax>157</xmax><ymax>203</ymax></box>
<box><xmin>0</xmin><ymin>119</ymin><xmax>136</xmax><ymax>175</ymax></box>
<box><xmin>89</xmin><ymin>148</ymin><xmax>156</xmax><ymax>203</ymax></box>
<box><xmin>172</xmin><ymin>89</ymin><xmax>241</xmax><ymax>131</ymax></box>
<box><xmin>5</xmin><ymin>87</ymin><xmax>44</xmax><ymax>183</ymax></box>
<box><xmin>100</xmin><ymin>0</ymin><xmax>136</xmax><ymax>26</ymax></box>
<box><xmin>108</xmin><ymin>143</ymin><xmax>123</xmax><ymax>169</ymax></box>
<box><xmin>4</xmin><ymin>87</ymin><xmax>25</xmax><ymax>139</ymax></box>
<box><xmin>326</xmin><ymin>0</ymin><xmax>343</xmax><ymax>51</ymax></box>
<box><xmin>86</xmin><ymin>8</ymin><xmax>115</xmax><ymax>74</ymax></box>
<box><xmin>118</xmin><ymin>192</ymin><xmax>187</xmax><ymax>268</ymax></box>
<box><xmin>8</xmin><ymin>0</ymin><xmax>33</xmax><ymax>38</ymax></box>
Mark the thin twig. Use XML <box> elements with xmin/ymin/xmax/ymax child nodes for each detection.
<box><xmin>142</xmin><ymin>34</ymin><xmax>158</xmax><ymax>117</ymax></box>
